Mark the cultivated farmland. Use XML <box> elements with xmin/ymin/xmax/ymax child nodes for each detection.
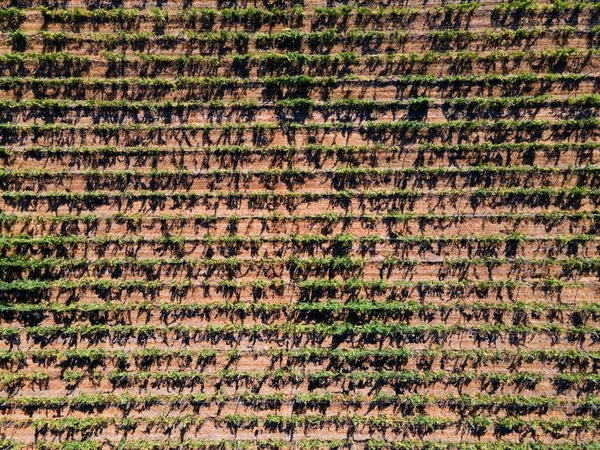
<box><xmin>0</xmin><ymin>0</ymin><xmax>600</xmax><ymax>449</ymax></box>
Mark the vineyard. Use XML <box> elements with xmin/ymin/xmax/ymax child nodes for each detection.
<box><xmin>1</xmin><ymin>0</ymin><xmax>600</xmax><ymax>449</ymax></box>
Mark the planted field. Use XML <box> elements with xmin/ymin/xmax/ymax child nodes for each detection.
<box><xmin>1</xmin><ymin>0</ymin><xmax>600</xmax><ymax>449</ymax></box>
